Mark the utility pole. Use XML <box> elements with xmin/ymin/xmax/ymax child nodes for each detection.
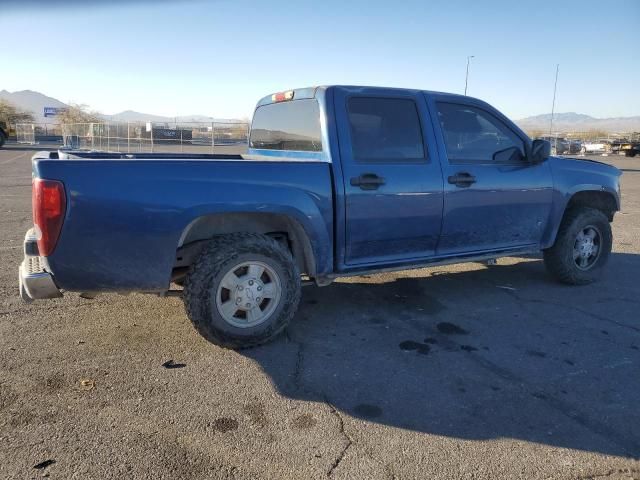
<box><xmin>464</xmin><ymin>55</ymin><xmax>474</xmax><ymax>96</ymax></box>
<box><xmin>549</xmin><ymin>64</ymin><xmax>559</xmax><ymax>135</ymax></box>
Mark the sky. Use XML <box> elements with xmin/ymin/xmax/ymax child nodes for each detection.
<box><xmin>1</xmin><ymin>0</ymin><xmax>638</xmax><ymax>120</ymax></box>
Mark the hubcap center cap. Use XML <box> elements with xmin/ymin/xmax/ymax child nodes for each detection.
<box><xmin>235</xmin><ymin>278</ymin><xmax>264</xmax><ymax>309</ymax></box>
<box><xmin>580</xmin><ymin>238</ymin><xmax>594</xmax><ymax>256</ymax></box>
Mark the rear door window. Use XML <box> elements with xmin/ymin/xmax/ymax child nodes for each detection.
<box><xmin>347</xmin><ymin>97</ymin><xmax>426</xmax><ymax>163</ymax></box>
<box><xmin>250</xmin><ymin>99</ymin><xmax>322</xmax><ymax>152</ymax></box>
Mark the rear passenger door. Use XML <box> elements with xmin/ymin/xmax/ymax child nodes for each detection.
<box><xmin>334</xmin><ymin>87</ymin><xmax>444</xmax><ymax>266</ymax></box>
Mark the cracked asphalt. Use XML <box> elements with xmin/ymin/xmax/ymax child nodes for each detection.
<box><xmin>1</xmin><ymin>144</ymin><xmax>639</xmax><ymax>479</ymax></box>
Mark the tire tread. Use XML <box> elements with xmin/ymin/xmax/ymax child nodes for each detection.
<box><xmin>543</xmin><ymin>207</ymin><xmax>611</xmax><ymax>285</ymax></box>
<box><xmin>183</xmin><ymin>233</ymin><xmax>301</xmax><ymax>349</ymax></box>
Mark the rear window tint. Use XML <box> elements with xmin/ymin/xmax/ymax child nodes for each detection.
<box><xmin>250</xmin><ymin>99</ymin><xmax>322</xmax><ymax>152</ymax></box>
<box><xmin>347</xmin><ymin>97</ymin><xmax>425</xmax><ymax>162</ymax></box>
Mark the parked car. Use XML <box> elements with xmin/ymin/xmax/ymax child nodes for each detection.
<box><xmin>581</xmin><ymin>140</ymin><xmax>611</xmax><ymax>155</ymax></box>
<box><xmin>0</xmin><ymin>121</ymin><xmax>8</xmax><ymax>148</ymax></box>
<box><xmin>621</xmin><ymin>143</ymin><xmax>640</xmax><ymax>157</ymax></box>
<box><xmin>611</xmin><ymin>139</ymin><xmax>639</xmax><ymax>157</ymax></box>
<box><xmin>566</xmin><ymin>139</ymin><xmax>582</xmax><ymax>154</ymax></box>
<box><xmin>538</xmin><ymin>136</ymin><xmax>569</xmax><ymax>155</ymax></box>
<box><xmin>19</xmin><ymin>86</ymin><xmax>622</xmax><ymax>348</ymax></box>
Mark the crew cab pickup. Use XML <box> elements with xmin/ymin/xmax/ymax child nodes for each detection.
<box><xmin>19</xmin><ymin>86</ymin><xmax>622</xmax><ymax>348</ymax></box>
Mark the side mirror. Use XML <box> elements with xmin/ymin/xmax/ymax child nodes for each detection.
<box><xmin>530</xmin><ymin>139</ymin><xmax>551</xmax><ymax>164</ymax></box>
<box><xmin>493</xmin><ymin>146</ymin><xmax>525</xmax><ymax>164</ymax></box>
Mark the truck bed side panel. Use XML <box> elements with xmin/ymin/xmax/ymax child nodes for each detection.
<box><xmin>34</xmin><ymin>159</ymin><xmax>333</xmax><ymax>292</ymax></box>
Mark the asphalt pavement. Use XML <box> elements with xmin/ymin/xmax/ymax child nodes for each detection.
<box><xmin>1</xmin><ymin>144</ymin><xmax>639</xmax><ymax>479</ymax></box>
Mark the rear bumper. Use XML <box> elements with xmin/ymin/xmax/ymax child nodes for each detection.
<box><xmin>18</xmin><ymin>229</ymin><xmax>63</xmax><ymax>302</ymax></box>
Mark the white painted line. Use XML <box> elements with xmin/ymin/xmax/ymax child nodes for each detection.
<box><xmin>0</xmin><ymin>152</ymin><xmax>30</xmax><ymax>165</ymax></box>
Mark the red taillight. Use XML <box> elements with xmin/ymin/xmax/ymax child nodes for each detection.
<box><xmin>32</xmin><ymin>178</ymin><xmax>66</xmax><ymax>256</ymax></box>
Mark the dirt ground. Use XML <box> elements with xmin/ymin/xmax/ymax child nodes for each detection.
<box><xmin>1</xmin><ymin>144</ymin><xmax>639</xmax><ymax>479</ymax></box>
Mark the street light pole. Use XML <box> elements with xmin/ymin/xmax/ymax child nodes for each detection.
<box><xmin>549</xmin><ymin>64</ymin><xmax>560</xmax><ymax>136</ymax></box>
<box><xmin>464</xmin><ymin>55</ymin><xmax>475</xmax><ymax>96</ymax></box>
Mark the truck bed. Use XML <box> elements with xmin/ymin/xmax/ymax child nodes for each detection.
<box><xmin>33</xmin><ymin>155</ymin><xmax>334</xmax><ymax>292</ymax></box>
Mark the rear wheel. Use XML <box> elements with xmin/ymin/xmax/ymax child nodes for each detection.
<box><xmin>543</xmin><ymin>208</ymin><xmax>612</xmax><ymax>285</ymax></box>
<box><xmin>183</xmin><ymin>233</ymin><xmax>301</xmax><ymax>349</ymax></box>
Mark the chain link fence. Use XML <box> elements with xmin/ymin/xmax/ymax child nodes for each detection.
<box><xmin>526</xmin><ymin>131</ymin><xmax>640</xmax><ymax>156</ymax></box>
<box><xmin>13</xmin><ymin>121</ymin><xmax>250</xmax><ymax>154</ymax></box>
<box><xmin>16</xmin><ymin>123</ymin><xmax>36</xmax><ymax>144</ymax></box>
<box><xmin>11</xmin><ymin>122</ymin><xmax>639</xmax><ymax>157</ymax></box>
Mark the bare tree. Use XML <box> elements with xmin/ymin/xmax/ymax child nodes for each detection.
<box><xmin>0</xmin><ymin>99</ymin><xmax>35</xmax><ymax>130</ymax></box>
<box><xmin>56</xmin><ymin>103</ymin><xmax>102</xmax><ymax>124</ymax></box>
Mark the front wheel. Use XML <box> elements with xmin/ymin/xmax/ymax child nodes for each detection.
<box><xmin>543</xmin><ymin>208</ymin><xmax>612</xmax><ymax>285</ymax></box>
<box><xmin>183</xmin><ymin>233</ymin><xmax>301</xmax><ymax>348</ymax></box>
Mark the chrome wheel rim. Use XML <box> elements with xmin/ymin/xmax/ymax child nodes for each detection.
<box><xmin>573</xmin><ymin>225</ymin><xmax>601</xmax><ymax>271</ymax></box>
<box><xmin>215</xmin><ymin>261</ymin><xmax>281</xmax><ymax>328</ymax></box>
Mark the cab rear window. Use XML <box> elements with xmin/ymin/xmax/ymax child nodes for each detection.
<box><xmin>250</xmin><ymin>99</ymin><xmax>322</xmax><ymax>152</ymax></box>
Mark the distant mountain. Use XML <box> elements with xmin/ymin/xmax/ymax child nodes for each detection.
<box><xmin>516</xmin><ymin>112</ymin><xmax>640</xmax><ymax>133</ymax></box>
<box><xmin>108</xmin><ymin>110</ymin><xmax>173</xmax><ymax>123</ymax></box>
<box><xmin>520</xmin><ymin>112</ymin><xmax>595</xmax><ymax>124</ymax></box>
<box><xmin>109</xmin><ymin>110</ymin><xmax>239</xmax><ymax>124</ymax></box>
<box><xmin>0</xmin><ymin>89</ymin><xmax>68</xmax><ymax>123</ymax></box>
<box><xmin>0</xmin><ymin>89</ymin><xmax>241</xmax><ymax>124</ymax></box>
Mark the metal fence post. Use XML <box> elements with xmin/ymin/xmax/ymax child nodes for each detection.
<box><xmin>211</xmin><ymin>122</ymin><xmax>215</xmax><ymax>154</ymax></box>
<box><xmin>150</xmin><ymin>123</ymin><xmax>154</xmax><ymax>153</ymax></box>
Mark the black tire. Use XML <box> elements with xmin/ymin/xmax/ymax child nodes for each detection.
<box><xmin>543</xmin><ymin>207</ymin><xmax>612</xmax><ymax>285</ymax></box>
<box><xmin>0</xmin><ymin>132</ymin><xmax>6</xmax><ymax>148</ymax></box>
<box><xmin>183</xmin><ymin>233</ymin><xmax>301</xmax><ymax>349</ymax></box>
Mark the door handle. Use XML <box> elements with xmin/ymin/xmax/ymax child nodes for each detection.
<box><xmin>448</xmin><ymin>172</ymin><xmax>476</xmax><ymax>187</ymax></box>
<box><xmin>350</xmin><ymin>173</ymin><xmax>386</xmax><ymax>190</ymax></box>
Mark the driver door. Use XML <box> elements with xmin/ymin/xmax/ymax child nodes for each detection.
<box><xmin>433</xmin><ymin>100</ymin><xmax>554</xmax><ymax>255</ymax></box>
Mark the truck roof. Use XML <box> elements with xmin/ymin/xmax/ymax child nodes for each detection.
<box><xmin>256</xmin><ymin>85</ymin><xmax>480</xmax><ymax>109</ymax></box>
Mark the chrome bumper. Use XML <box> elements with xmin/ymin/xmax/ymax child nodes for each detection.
<box><xmin>18</xmin><ymin>229</ymin><xmax>62</xmax><ymax>302</ymax></box>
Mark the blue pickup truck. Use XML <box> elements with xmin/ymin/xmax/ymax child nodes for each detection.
<box><xmin>19</xmin><ymin>86</ymin><xmax>622</xmax><ymax>348</ymax></box>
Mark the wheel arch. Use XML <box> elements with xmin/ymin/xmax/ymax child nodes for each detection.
<box><xmin>543</xmin><ymin>188</ymin><xmax>619</xmax><ymax>249</ymax></box>
<box><xmin>174</xmin><ymin>212</ymin><xmax>317</xmax><ymax>278</ymax></box>
<box><xmin>564</xmin><ymin>189</ymin><xmax>618</xmax><ymax>222</ymax></box>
